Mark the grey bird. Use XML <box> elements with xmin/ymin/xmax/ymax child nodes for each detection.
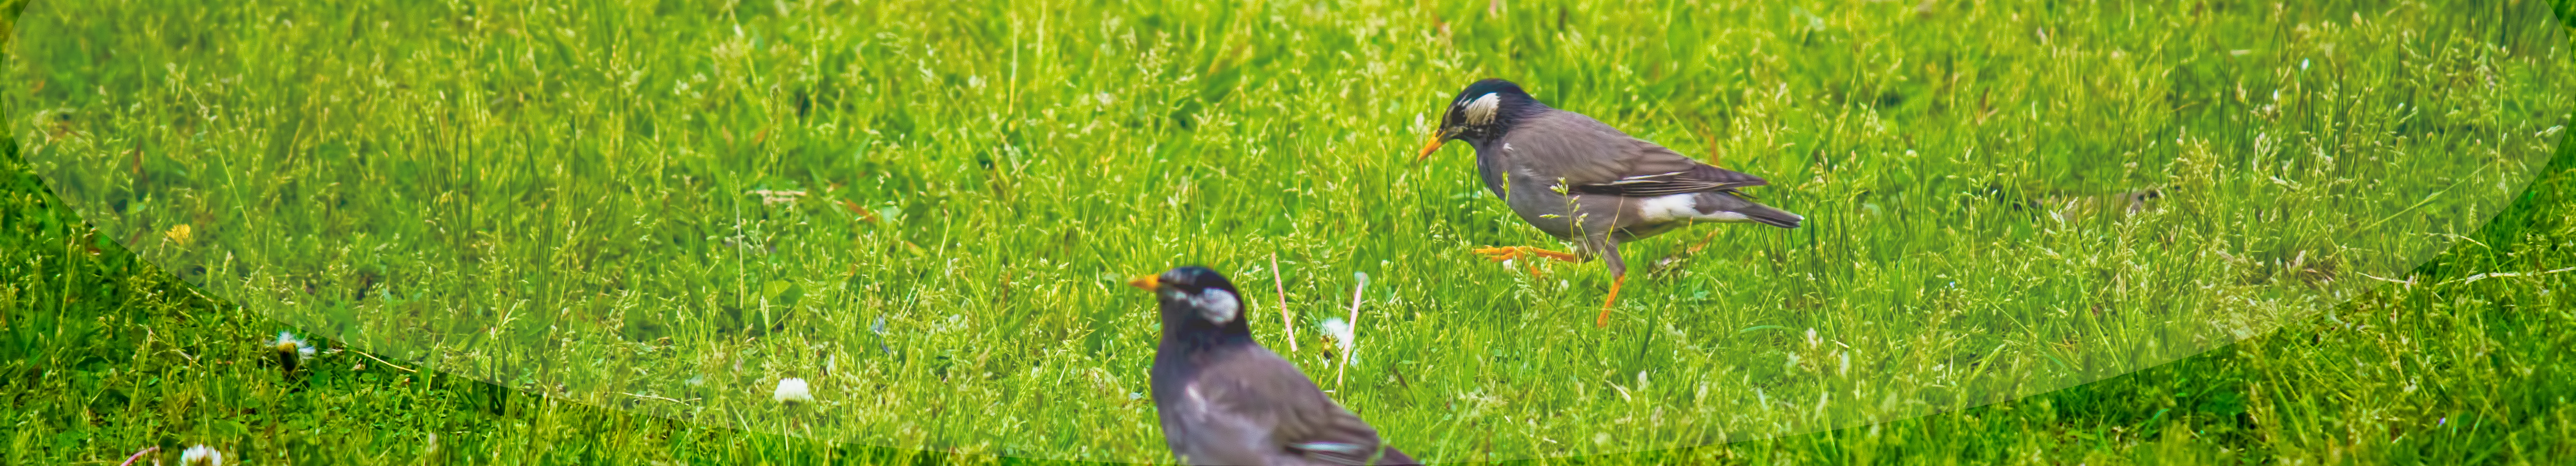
<box><xmin>1130</xmin><ymin>266</ymin><xmax>1421</xmax><ymax>466</ymax></box>
<box><xmin>1414</xmin><ymin>78</ymin><xmax>1802</xmax><ymax>327</ymax></box>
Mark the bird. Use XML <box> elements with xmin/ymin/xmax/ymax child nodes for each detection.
<box><xmin>1414</xmin><ymin>78</ymin><xmax>1802</xmax><ymax>327</ymax></box>
<box><xmin>1129</xmin><ymin>266</ymin><xmax>1421</xmax><ymax>466</ymax></box>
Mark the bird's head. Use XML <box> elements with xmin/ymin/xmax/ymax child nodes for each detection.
<box><xmin>1416</xmin><ymin>78</ymin><xmax>1540</xmax><ymax>163</ymax></box>
<box><xmin>1128</xmin><ymin>266</ymin><xmax>1252</xmax><ymax>341</ymax></box>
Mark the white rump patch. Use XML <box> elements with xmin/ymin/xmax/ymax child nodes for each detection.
<box><xmin>1637</xmin><ymin>194</ymin><xmax>1754</xmax><ymax>223</ymax></box>
<box><xmin>1636</xmin><ymin>194</ymin><xmax>1701</xmax><ymax>223</ymax></box>
<box><xmin>1462</xmin><ymin>93</ymin><xmax>1501</xmax><ymax>125</ymax></box>
<box><xmin>1190</xmin><ymin>288</ymin><xmax>1241</xmax><ymax>323</ymax></box>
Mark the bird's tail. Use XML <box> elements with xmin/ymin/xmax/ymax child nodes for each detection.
<box><xmin>1736</xmin><ymin>202</ymin><xmax>1803</xmax><ymax>229</ymax></box>
<box><xmin>1706</xmin><ymin>191</ymin><xmax>1803</xmax><ymax>229</ymax></box>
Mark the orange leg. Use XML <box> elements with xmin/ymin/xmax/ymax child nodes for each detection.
<box><xmin>1595</xmin><ymin>274</ymin><xmax>1625</xmax><ymax>328</ymax></box>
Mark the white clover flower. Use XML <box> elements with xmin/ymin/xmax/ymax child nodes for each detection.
<box><xmin>180</xmin><ymin>445</ymin><xmax>224</xmax><ymax>466</ymax></box>
<box><xmin>772</xmin><ymin>378</ymin><xmax>814</xmax><ymax>405</ymax></box>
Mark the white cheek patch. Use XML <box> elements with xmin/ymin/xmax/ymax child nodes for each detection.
<box><xmin>1190</xmin><ymin>288</ymin><xmax>1241</xmax><ymax>324</ymax></box>
<box><xmin>1462</xmin><ymin>93</ymin><xmax>1501</xmax><ymax>126</ymax></box>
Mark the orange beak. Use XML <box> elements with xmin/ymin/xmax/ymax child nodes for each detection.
<box><xmin>1126</xmin><ymin>274</ymin><xmax>1161</xmax><ymax>290</ymax></box>
<box><xmin>1412</xmin><ymin>130</ymin><xmax>1449</xmax><ymax>164</ymax></box>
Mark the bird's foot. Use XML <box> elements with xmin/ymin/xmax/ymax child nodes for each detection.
<box><xmin>1473</xmin><ymin>245</ymin><xmax>1582</xmax><ymax>278</ymax></box>
<box><xmin>1473</xmin><ymin>245</ymin><xmax>1582</xmax><ymax>263</ymax></box>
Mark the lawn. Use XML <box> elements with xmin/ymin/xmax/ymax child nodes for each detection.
<box><xmin>5</xmin><ymin>0</ymin><xmax>2576</xmax><ymax>464</ymax></box>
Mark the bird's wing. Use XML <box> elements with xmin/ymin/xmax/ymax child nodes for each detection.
<box><xmin>1192</xmin><ymin>347</ymin><xmax>1404</xmax><ymax>466</ymax></box>
<box><xmin>1505</xmin><ymin>111</ymin><xmax>1769</xmax><ymax>197</ymax></box>
<box><xmin>1162</xmin><ymin>366</ymin><xmax>1280</xmax><ymax>465</ymax></box>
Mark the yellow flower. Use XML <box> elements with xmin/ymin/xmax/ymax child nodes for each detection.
<box><xmin>165</xmin><ymin>224</ymin><xmax>194</xmax><ymax>246</ymax></box>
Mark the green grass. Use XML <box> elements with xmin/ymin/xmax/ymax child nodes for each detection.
<box><xmin>5</xmin><ymin>0</ymin><xmax>2576</xmax><ymax>464</ymax></box>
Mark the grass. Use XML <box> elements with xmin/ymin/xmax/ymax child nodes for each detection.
<box><xmin>4</xmin><ymin>0</ymin><xmax>2576</xmax><ymax>464</ymax></box>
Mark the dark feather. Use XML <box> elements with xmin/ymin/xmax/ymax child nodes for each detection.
<box><xmin>1498</xmin><ymin>111</ymin><xmax>1768</xmax><ymax>197</ymax></box>
<box><xmin>1570</xmin><ymin>163</ymin><xmax>1771</xmax><ymax>196</ymax></box>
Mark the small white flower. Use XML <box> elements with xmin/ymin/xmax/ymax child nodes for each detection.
<box><xmin>180</xmin><ymin>445</ymin><xmax>224</xmax><ymax>466</ymax></box>
<box><xmin>273</xmin><ymin>331</ymin><xmax>315</xmax><ymax>373</ymax></box>
<box><xmin>273</xmin><ymin>331</ymin><xmax>314</xmax><ymax>358</ymax></box>
<box><xmin>772</xmin><ymin>378</ymin><xmax>814</xmax><ymax>405</ymax></box>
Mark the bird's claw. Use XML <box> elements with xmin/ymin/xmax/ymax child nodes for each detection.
<box><xmin>1472</xmin><ymin>245</ymin><xmax>1580</xmax><ymax>263</ymax></box>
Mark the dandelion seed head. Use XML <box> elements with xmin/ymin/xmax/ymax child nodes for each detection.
<box><xmin>1320</xmin><ymin>318</ymin><xmax>1355</xmax><ymax>351</ymax></box>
